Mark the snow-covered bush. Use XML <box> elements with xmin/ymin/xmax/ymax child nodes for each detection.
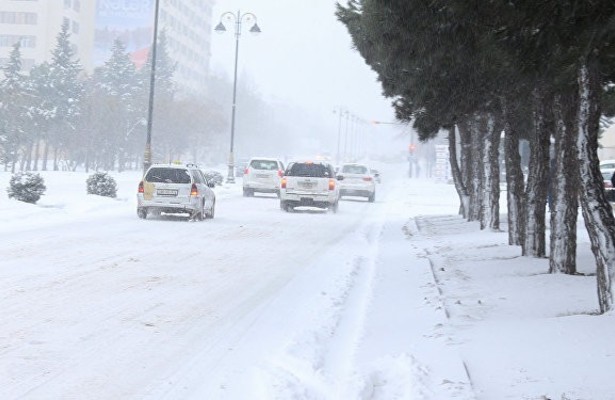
<box><xmin>7</xmin><ymin>172</ymin><xmax>46</xmax><ymax>204</ymax></box>
<box><xmin>86</xmin><ymin>172</ymin><xmax>117</xmax><ymax>198</ymax></box>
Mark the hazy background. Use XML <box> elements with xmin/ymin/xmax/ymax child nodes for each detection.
<box><xmin>209</xmin><ymin>0</ymin><xmax>408</xmax><ymax>162</ymax></box>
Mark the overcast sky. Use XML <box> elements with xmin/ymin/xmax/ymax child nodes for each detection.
<box><xmin>209</xmin><ymin>0</ymin><xmax>406</xmax><ymax>158</ymax></box>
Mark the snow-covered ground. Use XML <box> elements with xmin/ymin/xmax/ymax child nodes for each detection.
<box><xmin>0</xmin><ymin>163</ymin><xmax>613</xmax><ymax>400</ymax></box>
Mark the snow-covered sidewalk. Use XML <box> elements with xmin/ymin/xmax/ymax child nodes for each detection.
<box><xmin>411</xmin><ymin>211</ymin><xmax>615</xmax><ymax>400</ymax></box>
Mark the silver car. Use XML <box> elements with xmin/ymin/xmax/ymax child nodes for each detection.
<box><xmin>137</xmin><ymin>163</ymin><xmax>216</xmax><ymax>221</ymax></box>
<box><xmin>338</xmin><ymin>163</ymin><xmax>376</xmax><ymax>202</ymax></box>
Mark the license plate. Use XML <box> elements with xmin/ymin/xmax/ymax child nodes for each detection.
<box><xmin>157</xmin><ymin>189</ymin><xmax>178</xmax><ymax>196</ymax></box>
<box><xmin>299</xmin><ymin>181</ymin><xmax>315</xmax><ymax>188</ymax></box>
<box><xmin>257</xmin><ymin>174</ymin><xmax>269</xmax><ymax>179</ymax></box>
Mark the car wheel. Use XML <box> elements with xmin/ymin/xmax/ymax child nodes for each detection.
<box><xmin>276</xmin><ymin>190</ymin><xmax>281</xmax><ymax>198</ymax></box>
<box><xmin>330</xmin><ymin>201</ymin><xmax>339</xmax><ymax>214</ymax></box>
<box><xmin>198</xmin><ymin>201</ymin><xmax>206</xmax><ymax>221</ymax></box>
<box><xmin>280</xmin><ymin>201</ymin><xmax>286</xmax><ymax>210</ymax></box>
<box><xmin>243</xmin><ymin>188</ymin><xmax>249</xmax><ymax>197</ymax></box>
<box><xmin>137</xmin><ymin>207</ymin><xmax>147</xmax><ymax>219</ymax></box>
<box><xmin>285</xmin><ymin>203</ymin><xmax>294</xmax><ymax>212</ymax></box>
<box><xmin>207</xmin><ymin>201</ymin><xmax>216</xmax><ymax>219</ymax></box>
<box><xmin>368</xmin><ymin>193</ymin><xmax>376</xmax><ymax>203</ymax></box>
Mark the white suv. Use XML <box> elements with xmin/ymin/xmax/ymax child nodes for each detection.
<box><xmin>338</xmin><ymin>163</ymin><xmax>376</xmax><ymax>202</ymax></box>
<box><xmin>137</xmin><ymin>163</ymin><xmax>216</xmax><ymax>220</ymax></box>
<box><xmin>242</xmin><ymin>157</ymin><xmax>285</xmax><ymax>197</ymax></box>
<box><xmin>280</xmin><ymin>161</ymin><xmax>340</xmax><ymax>212</ymax></box>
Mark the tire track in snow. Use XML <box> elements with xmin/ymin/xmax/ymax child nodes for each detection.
<box><xmin>255</xmin><ymin>200</ymin><xmax>388</xmax><ymax>400</ymax></box>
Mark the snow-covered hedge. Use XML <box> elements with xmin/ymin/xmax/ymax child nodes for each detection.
<box><xmin>7</xmin><ymin>172</ymin><xmax>46</xmax><ymax>204</ymax></box>
<box><xmin>86</xmin><ymin>172</ymin><xmax>117</xmax><ymax>198</ymax></box>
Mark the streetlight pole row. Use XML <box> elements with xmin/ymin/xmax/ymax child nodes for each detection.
<box><xmin>334</xmin><ymin>108</ymin><xmax>368</xmax><ymax>164</ymax></box>
<box><xmin>215</xmin><ymin>11</ymin><xmax>261</xmax><ymax>184</ymax></box>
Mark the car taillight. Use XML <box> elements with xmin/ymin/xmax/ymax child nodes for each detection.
<box><xmin>190</xmin><ymin>183</ymin><xmax>198</xmax><ymax>196</ymax></box>
<box><xmin>605</xmin><ymin>181</ymin><xmax>613</xmax><ymax>189</ymax></box>
<box><xmin>363</xmin><ymin>176</ymin><xmax>373</xmax><ymax>182</ymax></box>
<box><xmin>138</xmin><ymin>181</ymin><xmax>144</xmax><ymax>193</ymax></box>
<box><xmin>244</xmin><ymin>167</ymin><xmax>250</xmax><ymax>175</ymax></box>
<box><xmin>281</xmin><ymin>177</ymin><xmax>287</xmax><ymax>189</ymax></box>
<box><xmin>328</xmin><ymin>179</ymin><xmax>336</xmax><ymax>191</ymax></box>
<box><xmin>278</xmin><ymin>169</ymin><xmax>284</xmax><ymax>178</ymax></box>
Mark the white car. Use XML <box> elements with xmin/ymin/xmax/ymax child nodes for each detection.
<box><xmin>338</xmin><ymin>163</ymin><xmax>376</xmax><ymax>202</ymax></box>
<box><xmin>137</xmin><ymin>163</ymin><xmax>216</xmax><ymax>220</ymax></box>
<box><xmin>242</xmin><ymin>157</ymin><xmax>285</xmax><ymax>197</ymax></box>
<box><xmin>280</xmin><ymin>161</ymin><xmax>340</xmax><ymax>212</ymax></box>
<box><xmin>600</xmin><ymin>159</ymin><xmax>615</xmax><ymax>176</ymax></box>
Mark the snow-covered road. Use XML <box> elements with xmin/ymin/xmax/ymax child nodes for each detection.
<box><xmin>0</xmin><ymin>167</ymin><xmax>473</xmax><ymax>399</ymax></box>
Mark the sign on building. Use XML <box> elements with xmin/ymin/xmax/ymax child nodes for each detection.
<box><xmin>94</xmin><ymin>0</ymin><xmax>155</xmax><ymax>67</ymax></box>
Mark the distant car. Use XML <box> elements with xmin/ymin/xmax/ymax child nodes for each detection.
<box><xmin>137</xmin><ymin>163</ymin><xmax>216</xmax><ymax>220</ymax></box>
<box><xmin>602</xmin><ymin>171</ymin><xmax>615</xmax><ymax>202</ymax></box>
<box><xmin>202</xmin><ymin>170</ymin><xmax>224</xmax><ymax>186</ymax></box>
<box><xmin>280</xmin><ymin>160</ymin><xmax>340</xmax><ymax>213</ymax></box>
<box><xmin>234</xmin><ymin>158</ymin><xmax>250</xmax><ymax>177</ymax></box>
<box><xmin>242</xmin><ymin>157</ymin><xmax>285</xmax><ymax>197</ymax></box>
<box><xmin>370</xmin><ymin>168</ymin><xmax>381</xmax><ymax>183</ymax></box>
<box><xmin>338</xmin><ymin>163</ymin><xmax>376</xmax><ymax>202</ymax></box>
<box><xmin>600</xmin><ymin>159</ymin><xmax>615</xmax><ymax>176</ymax></box>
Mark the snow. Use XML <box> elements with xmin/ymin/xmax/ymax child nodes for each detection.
<box><xmin>0</xmin><ymin>164</ymin><xmax>613</xmax><ymax>400</ymax></box>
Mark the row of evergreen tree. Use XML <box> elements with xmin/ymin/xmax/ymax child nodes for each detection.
<box><xmin>337</xmin><ymin>1</ymin><xmax>615</xmax><ymax>313</ymax></box>
<box><xmin>0</xmin><ymin>21</ymin><xmax>227</xmax><ymax>173</ymax></box>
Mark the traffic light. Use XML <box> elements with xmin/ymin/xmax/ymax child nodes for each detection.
<box><xmin>408</xmin><ymin>143</ymin><xmax>416</xmax><ymax>153</ymax></box>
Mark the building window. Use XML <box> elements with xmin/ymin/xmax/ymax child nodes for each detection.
<box><xmin>0</xmin><ymin>12</ymin><xmax>37</xmax><ymax>25</ymax></box>
<box><xmin>0</xmin><ymin>35</ymin><xmax>36</xmax><ymax>48</ymax></box>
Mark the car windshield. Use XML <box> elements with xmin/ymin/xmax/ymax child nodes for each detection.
<box><xmin>145</xmin><ymin>167</ymin><xmax>191</xmax><ymax>184</ymax></box>
<box><xmin>602</xmin><ymin>172</ymin><xmax>612</xmax><ymax>181</ymax></box>
<box><xmin>287</xmin><ymin>163</ymin><xmax>330</xmax><ymax>177</ymax></box>
<box><xmin>250</xmin><ymin>160</ymin><xmax>278</xmax><ymax>170</ymax></box>
<box><xmin>342</xmin><ymin>165</ymin><xmax>368</xmax><ymax>174</ymax></box>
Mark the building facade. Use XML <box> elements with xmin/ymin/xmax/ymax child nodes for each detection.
<box><xmin>158</xmin><ymin>0</ymin><xmax>213</xmax><ymax>95</ymax></box>
<box><xmin>0</xmin><ymin>0</ymin><xmax>95</xmax><ymax>72</ymax></box>
<box><xmin>0</xmin><ymin>0</ymin><xmax>213</xmax><ymax>95</ymax></box>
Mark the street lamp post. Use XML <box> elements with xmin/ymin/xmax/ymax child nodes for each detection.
<box><xmin>334</xmin><ymin>107</ymin><xmax>347</xmax><ymax>165</ymax></box>
<box><xmin>343</xmin><ymin>112</ymin><xmax>354</xmax><ymax>162</ymax></box>
<box><xmin>215</xmin><ymin>10</ymin><xmax>261</xmax><ymax>183</ymax></box>
<box><xmin>143</xmin><ymin>0</ymin><xmax>161</xmax><ymax>175</ymax></box>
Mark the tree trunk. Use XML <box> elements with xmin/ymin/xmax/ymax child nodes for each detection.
<box><xmin>42</xmin><ymin>140</ymin><xmax>49</xmax><ymax>171</ymax></box>
<box><xmin>576</xmin><ymin>62</ymin><xmax>615</xmax><ymax>313</ymax></box>
<box><xmin>523</xmin><ymin>88</ymin><xmax>551</xmax><ymax>257</ymax></box>
<box><xmin>503</xmin><ymin>106</ymin><xmax>526</xmax><ymax>246</ymax></box>
<box><xmin>469</xmin><ymin>117</ymin><xmax>484</xmax><ymax>222</ymax></box>
<box><xmin>20</xmin><ymin>142</ymin><xmax>29</xmax><ymax>172</ymax></box>
<box><xmin>32</xmin><ymin>137</ymin><xmax>39</xmax><ymax>171</ymax></box>
<box><xmin>481</xmin><ymin>114</ymin><xmax>502</xmax><ymax>231</ymax></box>
<box><xmin>458</xmin><ymin>120</ymin><xmax>473</xmax><ymax>200</ymax></box>
<box><xmin>53</xmin><ymin>147</ymin><xmax>59</xmax><ymax>171</ymax></box>
<box><xmin>448</xmin><ymin>125</ymin><xmax>470</xmax><ymax>218</ymax></box>
<box><xmin>549</xmin><ymin>92</ymin><xmax>579</xmax><ymax>274</ymax></box>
